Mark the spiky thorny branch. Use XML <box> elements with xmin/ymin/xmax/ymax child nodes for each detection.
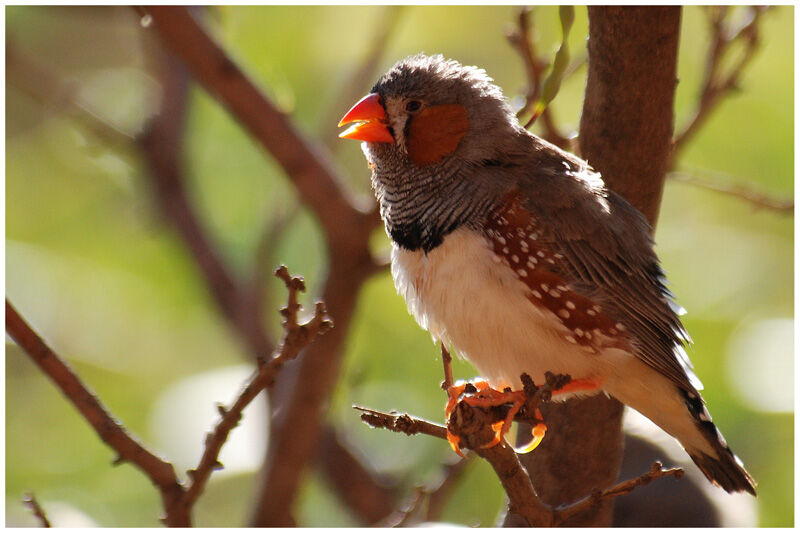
<box><xmin>22</xmin><ymin>493</ymin><xmax>52</xmax><ymax>528</ymax></box>
<box><xmin>672</xmin><ymin>6</ymin><xmax>770</xmax><ymax>164</ymax></box>
<box><xmin>7</xmin><ymin>266</ymin><xmax>331</xmax><ymax>525</ymax></box>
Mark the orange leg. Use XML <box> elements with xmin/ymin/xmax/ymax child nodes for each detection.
<box><xmin>444</xmin><ymin>376</ymin><xmax>603</xmax><ymax>456</ymax></box>
<box><xmin>445</xmin><ymin>380</ymin><xmax>548</xmax><ymax>455</ymax></box>
<box><xmin>551</xmin><ymin>377</ymin><xmax>604</xmax><ymax>397</ymax></box>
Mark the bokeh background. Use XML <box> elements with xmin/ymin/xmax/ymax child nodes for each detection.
<box><xmin>6</xmin><ymin>5</ymin><xmax>793</xmax><ymax>527</ymax></box>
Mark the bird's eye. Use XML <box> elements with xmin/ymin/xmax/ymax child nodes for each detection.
<box><xmin>405</xmin><ymin>100</ymin><xmax>422</xmax><ymax>113</ymax></box>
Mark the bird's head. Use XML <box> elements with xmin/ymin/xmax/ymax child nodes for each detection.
<box><xmin>338</xmin><ymin>54</ymin><xmax>523</xmax><ymax>170</ymax></box>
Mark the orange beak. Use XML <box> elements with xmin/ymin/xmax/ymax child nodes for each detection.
<box><xmin>338</xmin><ymin>93</ymin><xmax>394</xmax><ymax>143</ymax></box>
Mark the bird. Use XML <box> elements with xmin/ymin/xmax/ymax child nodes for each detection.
<box><xmin>337</xmin><ymin>53</ymin><xmax>756</xmax><ymax>495</ymax></box>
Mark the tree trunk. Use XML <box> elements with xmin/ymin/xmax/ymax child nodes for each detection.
<box><xmin>509</xmin><ymin>6</ymin><xmax>681</xmax><ymax>526</ymax></box>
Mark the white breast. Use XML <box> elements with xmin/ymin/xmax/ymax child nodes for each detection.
<box><xmin>390</xmin><ymin>227</ymin><xmax>603</xmax><ymax>388</ymax></box>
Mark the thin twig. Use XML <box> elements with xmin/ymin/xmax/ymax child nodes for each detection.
<box><xmin>142</xmin><ymin>9</ymin><xmax>385</xmax><ymax>523</ymax></box>
<box><xmin>183</xmin><ymin>266</ymin><xmax>332</xmax><ymax>507</ymax></box>
<box><xmin>6</xmin><ymin>301</ymin><xmax>190</xmax><ymax>527</ymax></box>
<box><xmin>356</xmin><ymin>407</ymin><xmax>448</xmax><ymax>440</ymax></box>
<box><xmin>506</xmin><ymin>7</ymin><xmax>571</xmax><ymax>149</ymax></box>
<box><xmin>669</xmin><ymin>171</ymin><xmax>793</xmax><ymax>213</ymax></box>
<box><xmin>552</xmin><ymin>462</ymin><xmax>684</xmax><ymax>526</ymax></box>
<box><xmin>22</xmin><ymin>492</ymin><xmax>52</xmax><ymax>528</ymax></box>
<box><xmin>672</xmin><ymin>6</ymin><xmax>769</xmax><ymax>163</ymax></box>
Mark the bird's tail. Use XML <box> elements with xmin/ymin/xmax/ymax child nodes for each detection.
<box><xmin>610</xmin><ymin>369</ymin><xmax>756</xmax><ymax>495</ymax></box>
<box><xmin>677</xmin><ymin>388</ymin><xmax>757</xmax><ymax>495</ymax></box>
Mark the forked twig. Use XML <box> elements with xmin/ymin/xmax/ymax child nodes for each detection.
<box><xmin>183</xmin><ymin>266</ymin><xmax>332</xmax><ymax>507</ymax></box>
<box><xmin>552</xmin><ymin>461</ymin><xmax>684</xmax><ymax>525</ymax></box>
<box><xmin>673</xmin><ymin>6</ymin><xmax>770</xmax><ymax>162</ymax></box>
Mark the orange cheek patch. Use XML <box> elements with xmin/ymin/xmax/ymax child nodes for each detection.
<box><xmin>407</xmin><ymin>104</ymin><xmax>469</xmax><ymax>166</ymax></box>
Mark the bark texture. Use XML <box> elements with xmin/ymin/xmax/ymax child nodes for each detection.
<box><xmin>512</xmin><ymin>6</ymin><xmax>682</xmax><ymax>527</ymax></box>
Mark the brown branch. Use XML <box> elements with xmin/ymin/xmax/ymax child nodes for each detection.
<box><xmin>669</xmin><ymin>170</ymin><xmax>794</xmax><ymax>214</ymax></box>
<box><xmin>672</xmin><ymin>6</ymin><xmax>769</xmax><ymax>164</ymax></box>
<box><xmin>506</xmin><ymin>7</ymin><xmax>572</xmax><ymax>150</ymax></box>
<box><xmin>553</xmin><ymin>462</ymin><xmax>684</xmax><ymax>526</ymax></box>
<box><xmin>316</xmin><ymin>426</ymin><xmax>398</xmax><ymax>525</ymax></box>
<box><xmin>138</xmin><ymin>24</ymin><xmax>274</xmax><ymax>360</ymax></box>
<box><xmin>356</xmin><ymin>407</ymin><xmax>448</xmax><ymax>440</ymax></box>
<box><xmin>6</xmin><ymin>41</ymin><xmax>133</xmax><ymax>149</ymax></box>
<box><xmin>8</xmin><ymin>265</ymin><xmax>331</xmax><ymax>525</ymax></box>
<box><xmin>144</xmin><ymin>6</ymin><xmax>378</xmax><ymax>247</ymax></box>
<box><xmin>6</xmin><ymin>301</ymin><xmax>190</xmax><ymax>527</ymax></box>
<box><xmin>378</xmin><ymin>457</ymin><xmax>475</xmax><ymax>527</ymax></box>
<box><xmin>424</xmin><ymin>457</ymin><xmax>472</xmax><ymax>523</ymax></box>
<box><xmin>141</xmin><ymin>8</ymin><xmax>385</xmax><ymax>524</ymax></box>
<box><xmin>183</xmin><ymin>266</ymin><xmax>332</xmax><ymax>507</ymax></box>
<box><xmin>22</xmin><ymin>492</ymin><xmax>52</xmax><ymax>528</ymax></box>
<box><xmin>323</xmin><ymin>5</ymin><xmax>405</xmax><ymax>151</ymax></box>
<box><xmin>359</xmin><ymin>399</ymin><xmax>683</xmax><ymax>527</ymax></box>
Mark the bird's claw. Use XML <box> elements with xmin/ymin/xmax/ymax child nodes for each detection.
<box><xmin>445</xmin><ymin>379</ymin><xmax>546</xmax><ymax>455</ymax></box>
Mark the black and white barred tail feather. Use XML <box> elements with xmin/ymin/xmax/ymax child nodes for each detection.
<box><xmin>681</xmin><ymin>388</ymin><xmax>757</xmax><ymax>495</ymax></box>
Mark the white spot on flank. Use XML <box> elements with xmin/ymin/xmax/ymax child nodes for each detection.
<box><xmin>575</xmin><ymin>328</ymin><xmax>584</xmax><ymax>336</ymax></box>
<box><xmin>616</xmin><ymin>322</ymin><xmax>627</xmax><ymax>331</ymax></box>
<box><xmin>540</xmin><ymin>283</ymin><xmax>550</xmax><ymax>292</ymax></box>
<box><xmin>565</xmin><ymin>335</ymin><xmax>577</xmax><ymax>344</ymax></box>
<box><xmin>531</xmin><ymin>290</ymin><xmax>542</xmax><ymax>299</ymax></box>
<box><xmin>527</xmin><ymin>258</ymin><xmax>537</xmax><ymax>268</ymax></box>
<box><xmin>556</xmin><ymin>285</ymin><xmax>567</xmax><ymax>292</ymax></box>
<box><xmin>502</xmin><ymin>246</ymin><xmax>509</xmax><ymax>254</ymax></box>
<box><xmin>511</xmin><ymin>254</ymin><xmax>519</xmax><ymax>263</ymax></box>
<box><xmin>537</xmin><ymin>250</ymin><xmax>545</xmax><ymax>258</ymax></box>
<box><xmin>565</xmin><ymin>301</ymin><xmax>576</xmax><ymax>310</ymax></box>
<box><xmin>549</xmin><ymin>290</ymin><xmax>561</xmax><ymax>298</ymax></box>
<box><xmin>587</xmin><ymin>309</ymin><xmax>597</xmax><ymax>316</ymax></box>
<box><xmin>497</xmin><ymin>236</ymin><xmax>506</xmax><ymax>245</ymax></box>
<box><xmin>520</xmin><ymin>241</ymin><xmax>529</xmax><ymax>252</ymax></box>
<box><xmin>517</xmin><ymin>269</ymin><xmax>527</xmax><ymax>277</ymax></box>
<box><xmin>558</xmin><ymin>309</ymin><xmax>570</xmax><ymax>319</ymax></box>
<box><xmin>492</xmin><ymin>254</ymin><xmax>502</xmax><ymax>264</ymax></box>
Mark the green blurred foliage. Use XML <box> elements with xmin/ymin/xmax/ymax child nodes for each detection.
<box><xmin>6</xmin><ymin>5</ymin><xmax>793</xmax><ymax>527</ymax></box>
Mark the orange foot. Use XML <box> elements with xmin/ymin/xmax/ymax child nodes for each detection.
<box><xmin>445</xmin><ymin>379</ymin><xmax>547</xmax><ymax>457</ymax></box>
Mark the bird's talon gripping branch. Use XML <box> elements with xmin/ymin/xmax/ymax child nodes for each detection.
<box><xmin>446</xmin><ymin>380</ymin><xmax>537</xmax><ymax>454</ymax></box>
